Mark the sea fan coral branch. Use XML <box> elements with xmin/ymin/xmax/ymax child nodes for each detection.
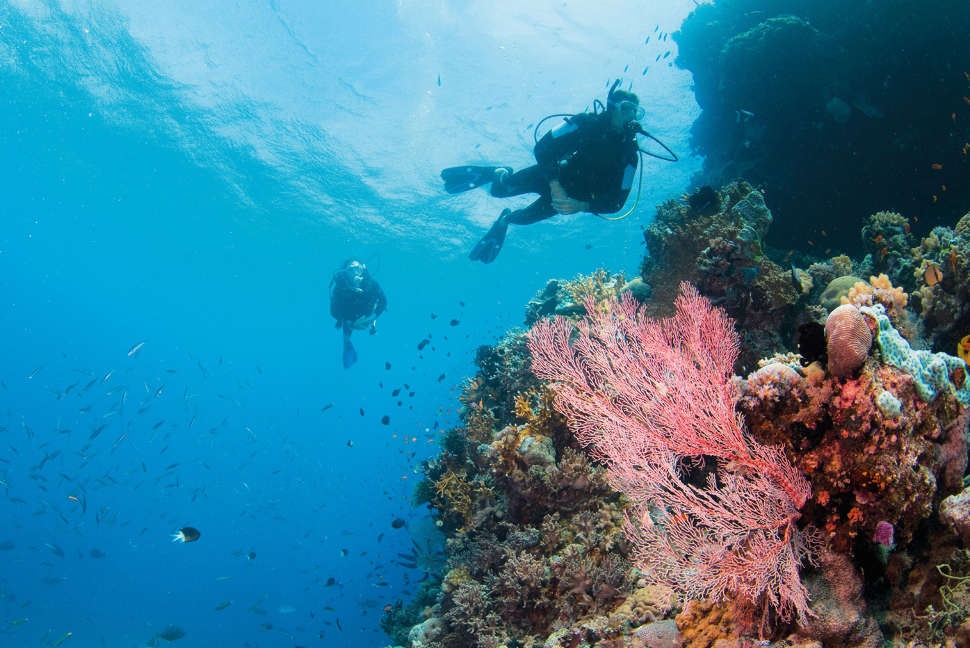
<box><xmin>527</xmin><ymin>282</ymin><xmax>814</xmax><ymax>627</ymax></box>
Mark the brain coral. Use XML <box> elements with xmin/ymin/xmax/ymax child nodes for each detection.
<box><xmin>820</xmin><ymin>275</ymin><xmax>865</xmax><ymax>311</ymax></box>
<box><xmin>825</xmin><ymin>304</ymin><xmax>872</xmax><ymax>377</ymax></box>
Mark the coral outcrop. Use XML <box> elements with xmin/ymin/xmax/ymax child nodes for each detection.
<box><xmin>640</xmin><ymin>181</ymin><xmax>800</xmax><ymax>370</ymax></box>
<box><xmin>386</xmin><ymin>181</ymin><xmax>970</xmax><ymax>648</ymax></box>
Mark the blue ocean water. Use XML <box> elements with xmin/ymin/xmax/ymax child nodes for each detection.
<box><xmin>0</xmin><ymin>1</ymin><xmax>700</xmax><ymax>646</ymax></box>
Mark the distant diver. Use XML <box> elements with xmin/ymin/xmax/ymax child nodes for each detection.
<box><xmin>441</xmin><ymin>79</ymin><xmax>677</xmax><ymax>263</ymax></box>
<box><xmin>329</xmin><ymin>259</ymin><xmax>387</xmax><ymax>368</ymax></box>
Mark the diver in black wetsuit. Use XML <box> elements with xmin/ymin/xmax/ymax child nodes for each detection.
<box><xmin>329</xmin><ymin>260</ymin><xmax>387</xmax><ymax>368</ymax></box>
<box><xmin>441</xmin><ymin>81</ymin><xmax>646</xmax><ymax>263</ymax></box>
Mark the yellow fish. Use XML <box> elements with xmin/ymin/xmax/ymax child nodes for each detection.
<box><xmin>924</xmin><ymin>261</ymin><xmax>944</xmax><ymax>287</ymax></box>
<box><xmin>958</xmin><ymin>335</ymin><xmax>970</xmax><ymax>365</ymax></box>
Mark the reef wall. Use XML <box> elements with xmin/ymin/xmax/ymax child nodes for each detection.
<box><xmin>383</xmin><ymin>182</ymin><xmax>970</xmax><ymax>648</ymax></box>
<box><xmin>675</xmin><ymin>0</ymin><xmax>970</xmax><ymax>256</ymax></box>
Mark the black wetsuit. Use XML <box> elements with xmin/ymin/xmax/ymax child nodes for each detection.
<box><xmin>490</xmin><ymin>112</ymin><xmax>640</xmax><ymax>224</ymax></box>
<box><xmin>330</xmin><ymin>275</ymin><xmax>387</xmax><ymax>335</ymax></box>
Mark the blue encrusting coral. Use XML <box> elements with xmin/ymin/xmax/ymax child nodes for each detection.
<box><xmin>864</xmin><ymin>304</ymin><xmax>970</xmax><ymax>407</ymax></box>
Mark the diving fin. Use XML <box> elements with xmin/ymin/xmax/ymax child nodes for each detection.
<box><xmin>342</xmin><ymin>336</ymin><xmax>358</xmax><ymax>368</ymax></box>
<box><xmin>469</xmin><ymin>210</ymin><xmax>511</xmax><ymax>264</ymax></box>
<box><xmin>441</xmin><ymin>166</ymin><xmax>512</xmax><ymax>194</ymax></box>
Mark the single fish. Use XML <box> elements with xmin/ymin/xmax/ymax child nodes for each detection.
<box><xmin>44</xmin><ymin>543</ymin><xmax>65</xmax><ymax>557</ymax></box>
<box><xmin>155</xmin><ymin>626</ymin><xmax>185</xmax><ymax>641</ymax></box>
<box><xmin>172</xmin><ymin>526</ymin><xmax>200</xmax><ymax>543</ymax></box>
<box><xmin>126</xmin><ymin>341</ymin><xmax>146</xmax><ymax>357</ymax></box>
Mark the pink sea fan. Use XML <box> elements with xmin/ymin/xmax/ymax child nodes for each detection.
<box><xmin>528</xmin><ymin>283</ymin><xmax>815</xmax><ymax>628</ymax></box>
<box><xmin>824</xmin><ymin>304</ymin><xmax>872</xmax><ymax>377</ymax></box>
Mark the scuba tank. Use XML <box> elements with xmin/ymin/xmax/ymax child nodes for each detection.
<box><xmin>531</xmin><ymin>79</ymin><xmax>679</xmax><ymax>221</ymax></box>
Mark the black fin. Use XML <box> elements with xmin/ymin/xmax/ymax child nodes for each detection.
<box><xmin>469</xmin><ymin>211</ymin><xmax>510</xmax><ymax>264</ymax></box>
<box><xmin>342</xmin><ymin>337</ymin><xmax>358</xmax><ymax>368</ymax></box>
<box><xmin>441</xmin><ymin>166</ymin><xmax>510</xmax><ymax>194</ymax></box>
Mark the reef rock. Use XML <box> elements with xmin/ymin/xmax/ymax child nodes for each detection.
<box><xmin>940</xmin><ymin>487</ymin><xmax>970</xmax><ymax>546</ymax></box>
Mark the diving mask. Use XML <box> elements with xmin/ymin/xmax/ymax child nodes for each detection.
<box><xmin>612</xmin><ymin>99</ymin><xmax>645</xmax><ymax>121</ymax></box>
<box><xmin>345</xmin><ymin>261</ymin><xmax>366</xmax><ymax>290</ymax></box>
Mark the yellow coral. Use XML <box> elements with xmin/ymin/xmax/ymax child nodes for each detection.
<box><xmin>511</xmin><ymin>387</ymin><xmax>561</xmax><ymax>438</ymax></box>
<box><xmin>868</xmin><ymin>210</ymin><xmax>908</xmax><ymax>229</ymax></box>
<box><xmin>441</xmin><ymin>566</ymin><xmax>472</xmax><ymax>593</ymax></box>
<box><xmin>433</xmin><ymin>469</ymin><xmax>491</xmax><ymax>526</ymax></box>
<box><xmin>676</xmin><ymin>599</ymin><xmax>740</xmax><ymax>648</ymax></box>
<box><xmin>458</xmin><ymin>376</ymin><xmax>484</xmax><ymax>407</ymax></box>
<box><xmin>563</xmin><ymin>269</ymin><xmax>627</xmax><ymax>309</ymax></box>
<box><xmin>845</xmin><ymin>273</ymin><xmax>908</xmax><ymax>315</ymax></box>
<box><xmin>513</xmin><ymin>392</ymin><xmax>534</xmax><ymax>422</ymax></box>
<box><xmin>869</xmin><ymin>273</ymin><xmax>904</xmax><ymax>296</ymax></box>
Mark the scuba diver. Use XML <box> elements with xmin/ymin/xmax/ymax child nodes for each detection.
<box><xmin>329</xmin><ymin>259</ymin><xmax>387</xmax><ymax>368</ymax></box>
<box><xmin>441</xmin><ymin>79</ymin><xmax>677</xmax><ymax>263</ymax></box>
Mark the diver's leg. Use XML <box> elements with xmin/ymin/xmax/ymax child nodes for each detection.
<box><xmin>505</xmin><ymin>197</ymin><xmax>557</xmax><ymax>225</ymax></box>
<box><xmin>341</xmin><ymin>326</ymin><xmax>357</xmax><ymax>368</ymax></box>
<box><xmin>469</xmin><ymin>199</ymin><xmax>557</xmax><ymax>263</ymax></box>
<box><xmin>441</xmin><ymin>165</ymin><xmax>515</xmax><ymax>194</ymax></box>
<box><xmin>489</xmin><ymin>165</ymin><xmax>545</xmax><ymax>198</ymax></box>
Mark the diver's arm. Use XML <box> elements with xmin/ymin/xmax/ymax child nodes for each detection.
<box><xmin>533</xmin><ymin>115</ymin><xmax>588</xmax><ymax>180</ymax></box>
<box><xmin>537</xmin><ymin>117</ymin><xmax>591</xmax><ymax>213</ymax></box>
<box><xmin>550</xmin><ymin>180</ymin><xmax>589</xmax><ymax>214</ymax></box>
<box><xmin>374</xmin><ymin>285</ymin><xmax>387</xmax><ymax>317</ymax></box>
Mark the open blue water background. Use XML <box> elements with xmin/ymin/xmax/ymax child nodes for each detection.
<box><xmin>0</xmin><ymin>1</ymin><xmax>701</xmax><ymax>645</ymax></box>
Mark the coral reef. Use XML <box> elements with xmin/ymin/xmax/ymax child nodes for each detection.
<box><xmin>739</xmin><ymin>350</ymin><xmax>966</xmax><ymax>555</ymax></box>
<box><xmin>523</xmin><ymin>269</ymin><xmax>629</xmax><ymax>327</ymax></box>
<box><xmin>530</xmin><ymin>286</ymin><xmax>816</xmax><ymax>630</ymax></box>
<box><xmin>846</xmin><ymin>274</ymin><xmax>910</xmax><ymax>323</ymax></box>
<box><xmin>909</xmin><ymin>211</ymin><xmax>970</xmax><ymax>354</ymax></box>
<box><xmin>640</xmin><ymin>181</ymin><xmax>800</xmax><ymax>370</ymax></box>
<box><xmin>860</xmin><ymin>211</ymin><xmax>915</xmax><ymax>282</ymax></box>
<box><xmin>387</xmin><ymin>181</ymin><xmax>970</xmax><ymax>648</ymax></box>
<box><xmin>792</xmin><ymin>550</ymin><xmax>885</xmax><ymax>647</ymax></box>
<box><xmin>400</xmin><ymin>325</ymin><xmax>643</xmax><ymax>648</ymax></box>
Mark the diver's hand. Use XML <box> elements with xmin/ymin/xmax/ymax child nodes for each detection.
<box><xmin>549</xmin><ymin>180</ymin><xmax>589</xmax><ymax>215</ymax></box>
